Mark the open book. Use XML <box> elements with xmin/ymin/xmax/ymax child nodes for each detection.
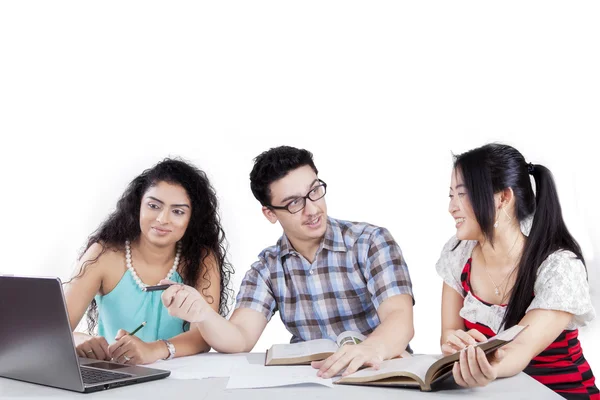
<box><xmin>335</xmin><ymin>325</ymin><xmax>526</xmax><ymax>392</ymax></box>
<box><xmin>265</xmin><ymin>331</ymin><xmax>366</xmax><ymax>366</ymax></box>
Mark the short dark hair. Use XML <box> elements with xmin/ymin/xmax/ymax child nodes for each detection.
<box><xmin>250</xmin><ymin>146</ymin><xmax>319</xmax><ymax>206</ymax></box>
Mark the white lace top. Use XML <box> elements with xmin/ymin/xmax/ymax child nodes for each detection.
<box><xmin>435</xmin><ymin>235</ymin><xmax>596</xmax><ymax>333</ymax></box>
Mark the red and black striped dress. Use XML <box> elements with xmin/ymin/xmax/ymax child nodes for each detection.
<box><xmin>461</xmin><ymin>258</ymin><xmax>599</xmax><ymax>400</ymax></box>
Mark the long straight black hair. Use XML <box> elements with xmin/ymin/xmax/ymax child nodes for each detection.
<box><xmin>453</xmin><ymin>143</ymin><xmax>585</xmax><ymax>329</ymax></box>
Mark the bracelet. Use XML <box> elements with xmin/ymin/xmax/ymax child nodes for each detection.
<box><xmin>162</xmin><ymin>340</ymin><xmax>176</xmax><ymax>360</ymax></box>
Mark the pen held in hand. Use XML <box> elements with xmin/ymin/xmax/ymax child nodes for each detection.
<box><xmin>129</xmin><ymin>321</ymin><xmax>146</xmax><ymax>336</ymax></box>
<box><xmin>142</xmin><ymin>284</ymin><xmax>173</xmax><ymax>292</ymax></box>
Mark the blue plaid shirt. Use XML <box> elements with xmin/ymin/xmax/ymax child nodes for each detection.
<box><xmin>235</xmin><ymin>217</ymin><xmax>413</xmax><ymax>343</ymax></box>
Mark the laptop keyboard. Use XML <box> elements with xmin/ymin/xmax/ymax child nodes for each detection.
<box><xmin>80</xmin><ymin>367</ymin><xmax>132</xmax><ymax>384</ymax></box>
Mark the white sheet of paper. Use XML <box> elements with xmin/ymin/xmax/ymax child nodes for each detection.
<box><xmin>226</xmin><ymin>363</ymin><xmax>334</xmax><ymax>389</ymax></box>
<box><xmin>147</xmin><ymin>353</ymin><xmax>249</xmax><ymax>379</ymax></box>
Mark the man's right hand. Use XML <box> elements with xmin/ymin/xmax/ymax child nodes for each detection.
<box><xmin>75</xmin><ymin>335</ymin><xmax>111</xmax><ymax>360</ymax></box>
<box><xmin>160</xmin><ymin>279</ymin><xmax>212</xmax><ymax>323</ymax></box>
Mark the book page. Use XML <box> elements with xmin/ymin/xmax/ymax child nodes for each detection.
<box><xmin>425</xmin><ymin>324</ymin><xmax>528</xmax><ymax>384</ymax></box>
<box><xmin>270</xmin><ymin>339</ymin><xmax>338</xmax><ymax>360</ymax></box>
<box><xmin>487</xmin><ymin>324</ymin><xmax>526</xmax><ymax>342</ymax></box>
<box><xmin>335</xmin><ymin>330</ymin><xmax>367</xmax><ymax>347</ymax></box>
<box><xmin>340</xmin><ymin>355</ymin><xmax>440</xmax><ymax>382</ymax></box>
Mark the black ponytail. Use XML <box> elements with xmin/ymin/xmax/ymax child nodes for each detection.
<box><xmin>503</xmin><ymin>164</ymin><xmax>584</xmax><ymax>328</ymax></box>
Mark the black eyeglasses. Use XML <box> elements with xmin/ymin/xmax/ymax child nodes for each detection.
<box><xmin>269</xmin><ymin>180</ymin><xmax>327</xmax><ymax>214</ymax></box>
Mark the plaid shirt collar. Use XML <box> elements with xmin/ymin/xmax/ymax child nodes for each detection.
<box><xmin>279</xmin><ymin>217</ymin><xmax>348</xmax><ymax>258</ymax></box>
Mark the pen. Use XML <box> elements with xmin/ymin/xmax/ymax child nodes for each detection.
<box><xmin>129</xmin><ymin>321</ymin><xmax>146</xmax><ymax>336</ymax></box>
<box><xmin>110</xmin><ymin>321</ymin><xmax>147</xmax><ymax>362</ymax></box>
<box><xmin>142</xmin><ymin>284</ymin><xmax>172</xmax><ymax>292</ymax></box>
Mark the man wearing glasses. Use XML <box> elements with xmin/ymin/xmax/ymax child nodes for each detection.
<box><xmin>161</xmin><ymin>146</ymin><xmax>414</xmax><ymax>378</ymax></box>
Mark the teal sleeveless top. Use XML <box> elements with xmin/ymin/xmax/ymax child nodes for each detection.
<box><xmin>95</xmin><ymin>269</ymin><xmax>188</xmax><ymax>344</ymax></box>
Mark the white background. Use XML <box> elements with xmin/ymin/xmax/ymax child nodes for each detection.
<box><xmin>1</xmin><ymin>1</ymin><xmax>598</xmax><ymax>369</ymax></box>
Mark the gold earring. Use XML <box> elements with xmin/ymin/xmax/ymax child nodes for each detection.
<box><xmin>502</xmin><ymin>207</ymin><xmax>512</xmax><ymax>223</ymax></box>
<box><xmin>494</xmin><ymin>207</ymin><xmax>512</xmax><ymax>228</ymax></box>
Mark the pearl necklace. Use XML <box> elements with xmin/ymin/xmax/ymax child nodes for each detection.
<box><xmin>125</xmin><ymin>240</ymin><xmax>181</xmax><ymax>291</ymax></box>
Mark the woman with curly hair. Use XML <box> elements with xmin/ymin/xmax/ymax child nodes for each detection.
<box><xmin>64</xmin><ymin>158</ymin><xmax>233</xmax><ymax>365</ymax></box>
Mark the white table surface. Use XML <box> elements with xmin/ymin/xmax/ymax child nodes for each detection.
<box><xmin>0</xmin><ymin>353</ymin><xmax>562</xmax><ymax>399</ymax></box>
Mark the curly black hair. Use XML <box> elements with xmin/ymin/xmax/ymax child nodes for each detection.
<box><xmin>73</xmin><ymin>158</ymin><xmax>234</xmax><ymax>334</ymax></box>
<box><xmin>250</xmin><ymin>146</ymin><xmax>318</xmax><ymax>206</ymax></box>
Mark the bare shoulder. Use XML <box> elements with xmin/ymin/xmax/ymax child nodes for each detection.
<box><xmin>72</xmin><ymin>242</ymin><xmax>125</xmax><ymax>281</ymax></box>
<box><xmin>201</xmin><ymin>250</ymin><xmax>220</xmax><ymax>273</ymax></box>
<box><xmin>189</xmin><ymin>250</ymin><xmax>222</xmax><ymax>292</ymax></box>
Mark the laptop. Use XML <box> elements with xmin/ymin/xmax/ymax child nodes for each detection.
<box><xmin>0</xmin><ymin>275</ymin><xmax>170</xmax><ymax>393</ymax></box>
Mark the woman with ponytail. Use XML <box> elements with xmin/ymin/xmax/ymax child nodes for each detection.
<box><xmin>436</xmin><ymin>143</ymin><xmax>598</xmax><ymax>399</ymax></box>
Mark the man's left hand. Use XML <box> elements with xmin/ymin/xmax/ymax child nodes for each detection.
<box><xmin>311</xmin><ymin>343</ymin><xmax>384</xmax><ymax>378</ymax></box>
